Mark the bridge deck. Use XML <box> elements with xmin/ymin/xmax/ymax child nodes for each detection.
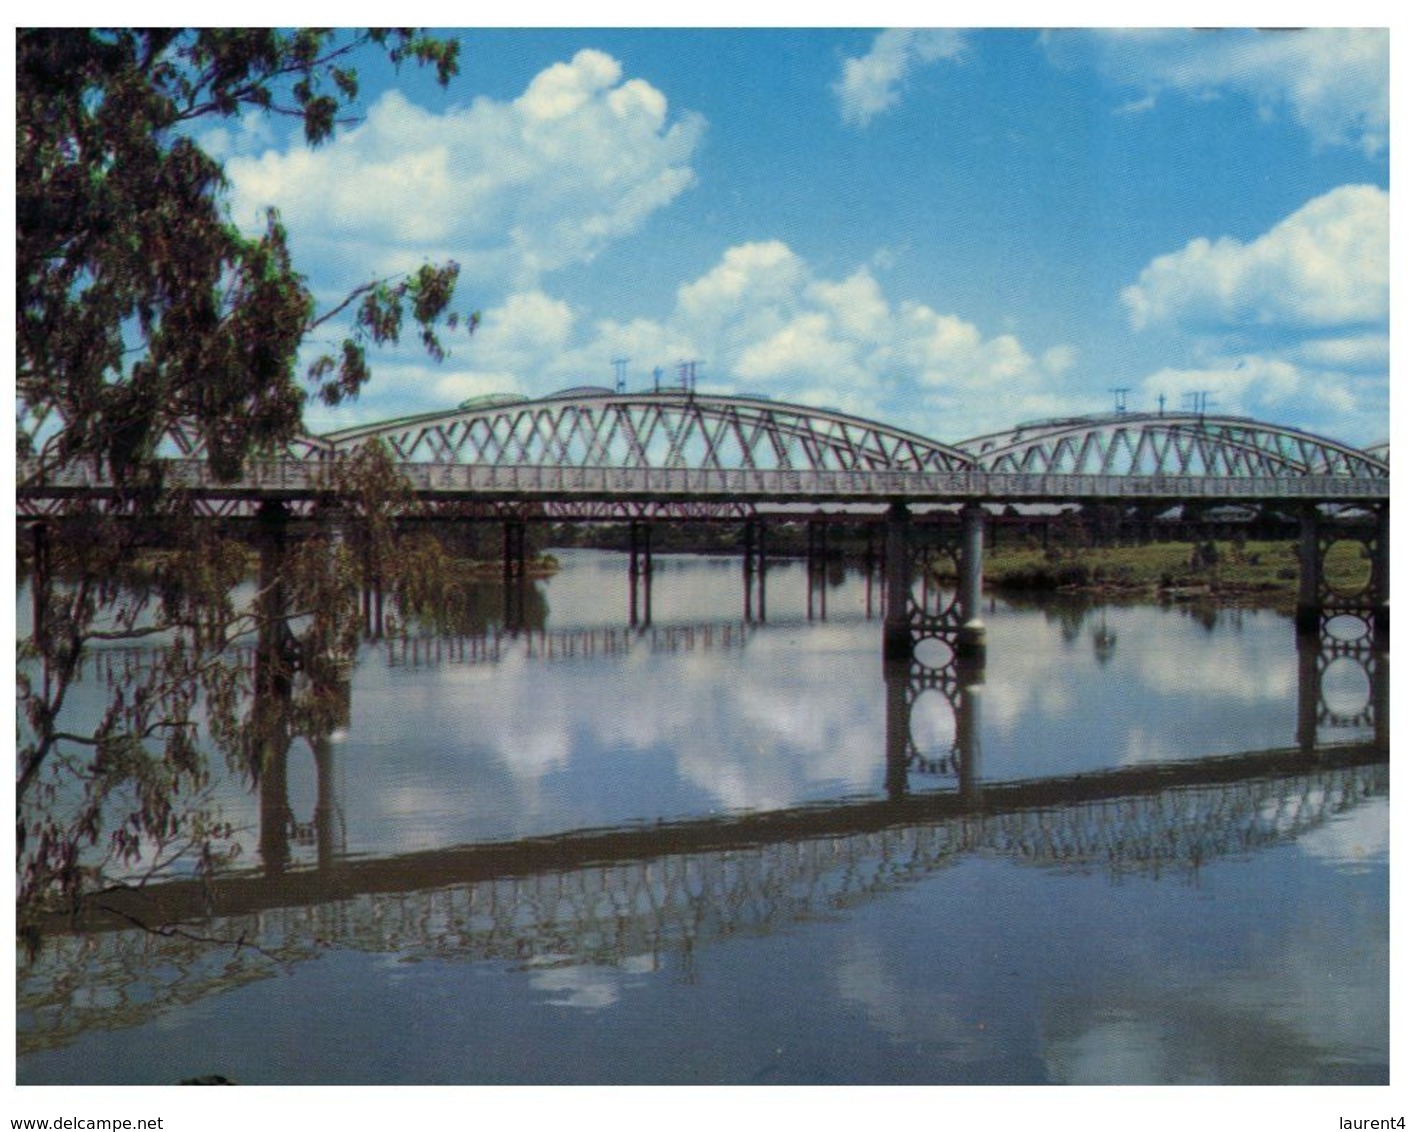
<box><xmin>17</xmin><ymin>458</ymin><xmax>1391</xmax><ymax>506</ymax></box>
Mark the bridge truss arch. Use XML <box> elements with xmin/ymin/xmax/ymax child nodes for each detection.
<box><xmin>957</xmin><ymin>413</ymin><xmax>1389</xmax><ymax>480</ymax></box>
<box><xmin>319</xmin><ymin>390</ymin><xmax>978</xmax><ymax>474</ymax></box>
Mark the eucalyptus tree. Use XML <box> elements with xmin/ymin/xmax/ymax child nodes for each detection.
<box><xmin>16</xmin><ymin>29</ymin><xmax>470</xmax><ymax>942</ymax></box>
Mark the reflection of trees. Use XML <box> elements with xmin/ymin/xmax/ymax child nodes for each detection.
<box><xmin>18</xmin><ymin>512</ymin><xmax>265</xmax><ymax>949</ymax></box>
<box><xmin>1047</xmin><ymin>599</ymin><xmax>1090</xmax><ymax>645</ymax></box>
<box><xmin>16</xmin><ymin>477</ymin><xmax>451</xmax><ymax>945</ymax></box>
<box><xmin>400</xmin><ymin>575</ymin><xmax>550</xmax><ymax>637</ymax></box>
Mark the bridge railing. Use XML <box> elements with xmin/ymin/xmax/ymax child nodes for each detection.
<box><xmin>18</xmin><ymin>458</ymin><xmax>1390</xmax><ymax>503</ymax></box>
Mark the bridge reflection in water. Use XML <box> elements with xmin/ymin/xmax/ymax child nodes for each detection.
<box><xmin>18</xmin><ymin>748</ymin><xmax>1387</xmax><ymax>1056</ymax></box>
<box><xmin>19</xmin><ymin>599</ymin><xmax>1387</xmax><ymax>1057</ymax></box>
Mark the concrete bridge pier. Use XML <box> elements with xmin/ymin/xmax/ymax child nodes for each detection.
<box><xmin>252</xmin><ymin>501</ymin><xmax>295</xmax><ymax>875</ymax></box>
<box><xmin>955</xmin><ymin>656</ymin><xmax>985</xmax><ymax>804</ymax></box>
<box><xmin>1296</xmin><ymin>630</ymin><xmax>1321</xmax><ymax>752</ymax></box>
<box><xmin>501</xmin><ymin>518</ymin><xmax>527</xmax><ymax>581</ymax></box>
<box><xmin>1296</xmin><ymin>505</ymin><xmax>1322</xmax><ymax>635</ymax></box>
<box><xmin>742</xmin><ymin>518</ymin><xmax>766</xmax><ymax>576</ymax></box>
<box><xmin>1375</xmin><ymin>648</ymin><xmax>1389</xmax><ymax>749</ymax></box>
<box><xmin>882</xmin><ymin>658</ymin><xmax>911</xmax><ymax>801</ymax></box>
<box><xmin>312</xmin><ymin>733</ymin><xmax>346</xmax><ymax>870</ymax></box>
<box><xmin>882</xmin><ymin>503</ymin><xmax>987</xmax><ymax>660</ymax></box>
<box><xmin>255</xmin><ymin>502</ymin><xmax>296</xmax><ymax>690</ymax></box>
<box><xmin>883</xmin><ymin>503</ymin><xmax>913</xmax><ymax>660</ymax></box>
<box><xmin>257</xmin><ymin>733</ymin><xmax>293</xmax><ymax>876</ymax></box>
<box><xmin>1295</xmin><ymin>504</ymin><xmax>1389</xmax><ymax>643</ymax></box>
<box><xmin>629</xmin><ymin>520</ymin><xmax>653</xmax><ymax>626</ymax></box>
<box><xmin>1295</xmin><ymin>616</ymin><xmax>1387</xmax><ymax>753</ymax></box>
<box><xmin>807</xmin><ymin>520</ymin><xmax>828</xmax><ymax>621</ymax></box>
<box><xmin>863</xmin><ymin>526</ymin><xmax>880</xmax><ymax>619</ymax></box>
<box><xmin>883</xmin><ymin>650</ymin><xmax>985</xmax><ymax>801</ymax></box>
<box><xmin>957</xmin><ymin>504</ymin><xmax>987</xmax><ymax>659</ymax></box>
<box><xmin>742</xmin><ymin>519</ymin><xmax>766</xmax><ymax>623</ymax></box>
<box><xmin>501</xmin><ymin>518</ymin><xmax>532</xmax><ymax>630</ymax></box>
<box><xmin>1373</xmin><ymin>505</ymin><xmax>1390</xmax><ymax>647</ymax></box>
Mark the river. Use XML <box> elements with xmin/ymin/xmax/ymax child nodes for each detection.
<box><xmin>15</xmin><ymin>549</ymin><xmax>1389</xmax><ymax>1084</ymax></box>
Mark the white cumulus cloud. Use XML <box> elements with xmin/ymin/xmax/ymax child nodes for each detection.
<box><xmin>1120</xmin><ymin>185</ymin><xmax>1388</xmax><ymax>442</ymax></box>
<box><xmin>1135</xmin><ymin>354</ymin><xmax>1381</xmax><ymax>441</ymax></box>
<box><xmin>1121</xmin><ymin>185</ymin><xmax>1389</xmax><ymax>332</ymax></box>
<box><xmin>224</xmin><ymin>50</ymin><xmax>704</xmax><ymax>292</ymax></box>
<box><xmin>449</xmin><ymin>241</ymin><xmax>1083</xmax><ymax>440</ymax></box>
<box><xmin>835</xmin><ymin>29</ymin><xmax>969</xmax><ymax>127</ymax></box>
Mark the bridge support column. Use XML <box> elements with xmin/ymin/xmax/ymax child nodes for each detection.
<box><xmin>883</xmin><ymin>503</ymin><xmax>912</xmax><ymax>660</ymax></box>
<box><xmin>313</xmin><ymin>733</ymin><xmax>345</xmax><ymax>870</ymax></box>
<box><xmin>502</xmin><ymin>519</ymin><xmax>527</xmax><ymax>581</ymax></box>
<box><xmin>253</xmin><ymin>501</ymin><xmax>294</xmax><ymax>875</ymax></box>
<box><xmin>743</xmin><ymin>519</ymin><xmax>765</xmax><ymax>576</ymax></box>
<box><xmin>255</xmin><ymin>502</ymin><xmax>294</xmax><ymax>690</ymax></box>
<box><xmin>956</xmin><ymin>659</ymin><xmax>984</xmax><ymax>805</ymax></box>
<box><xmin>629</xmin><ymin>521</ymin><xmax>653</xmax><ymax>627</ymax></box>
<box><xmin>1296</xmin><ymin>631</ymin><xmax>1320</xmax><ymax>752</ymax></box>
<box><xmin>882</xmin><ymin>659</ymin><xmax>911</xmax><ymax>801</ymax></box>
<box><xmin>502</xmin><ymin>519</ymin><xmax>530</xmax><ymax>630</ymax></box>
<box><xmin>957</xmin><ymin>504</ymin><xmax>987</xmax><ymax>659</ymax></box>
<box><xmin>863</xmin><ymin>525</ymin><xmax>885</xmax><ymax>619</ymax></box>
<box><xmin>742</xmin><ymin>519</ymin><xmax>766</xmax><ymax>623</ymax></box>
<box><xmin>1374</xmin><ymin>506</ymin><xmax>1389</xmax><ymax>646</ymax></box>
<box><xmin>257</xmin><ymin>736</ymin><xmax>292</xmax><ymax>876</ymax></box>
<box><xmin>1296</xmin><ymin>505</ymin><xmax>1322</xmax><ymax>635</ymax></box>
<box><xmin>807</xmin><ymin>520</ymin><xmax>828</xmax><ymax>621</ymax></box>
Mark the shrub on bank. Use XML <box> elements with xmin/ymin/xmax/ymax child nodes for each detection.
<box><xmin>981</xmin><ymin>538</ymin><xmax>1335</xmax><ymax>598</ymax></box>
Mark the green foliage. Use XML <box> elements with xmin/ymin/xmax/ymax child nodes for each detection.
<box><xmin>17</xmin><ymin>28</ymin><xmax>471</xmax><ymax>481</ymax></box>
<box><xmin>17</xmin><ymin>519</ymin><xmax>251</xmax><ymax>933</ymax></box>
<box><xmin>325</xmin><ymin>439</ymin><xmax>463</xmax><ymax>634</ymax></box>
<box><xmin>1190</xmin><ymin>540</ymin><xmax>1221</xmax><ymax>571</ymax></box>
<box><xmin>986</xmin><ymin>539</ymin><xmax>1316</xmax><ymax>597</ymax></box>
<box><xmin>15</xmin><ymin>28</ymin><xmax>470</xmax><ymax>942</ymax></box>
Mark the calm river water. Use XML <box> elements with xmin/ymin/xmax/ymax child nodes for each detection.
<box><xmin>15</xmin><ymin>550</ymin><xmax>1389</xmax><ymax>1084</ymax></box>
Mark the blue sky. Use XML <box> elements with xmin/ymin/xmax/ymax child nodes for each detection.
<box><xmin>208</xmin><ymin>28</ymin><xmax>1390</xmax><ymax>447</ymax></box>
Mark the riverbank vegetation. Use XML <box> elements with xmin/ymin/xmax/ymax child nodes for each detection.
<box><xmin>978</xmin><ymin>537</ymin><xmax>1369</xmax><ymax>606</ymax></box>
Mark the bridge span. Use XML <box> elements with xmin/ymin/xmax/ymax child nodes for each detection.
<box><xmin>18</xmin><ymin>389</ymin><xmax>1390</xmax><ymax>648</ymax></box>
<box><xmin>18</xmin><ymin>390</ymin><xmax>1389</xmax><ymax>506</ymax></box>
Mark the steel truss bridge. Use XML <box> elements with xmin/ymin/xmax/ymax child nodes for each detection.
<box><xmin>20</xmin><ymin>743</ymin><xmax>1386</xmax><ymax>1055</ymax></box>
<box><xmin>16</xmin><ymin>389</ymin><xmax>1389</xmax><ymax>519</ymax></box>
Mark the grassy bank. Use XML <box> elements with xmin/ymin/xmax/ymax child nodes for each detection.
<box><xmin>972</xmin><ymin>538</ymin><xmax>1369</xmax><ymax>606</ymax></box>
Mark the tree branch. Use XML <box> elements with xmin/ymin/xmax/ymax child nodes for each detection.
<box><xmin>95</xmin><ymin>902</ymin><xmax>288</xmax><ymax>965</ymax></box>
